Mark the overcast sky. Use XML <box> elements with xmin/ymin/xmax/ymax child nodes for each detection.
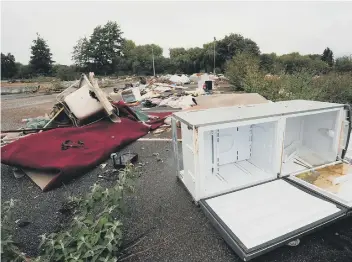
<box><xmin>1</xmin><ymin>1</ymin><xmax>352</xmax><ymax>65</ymax></box>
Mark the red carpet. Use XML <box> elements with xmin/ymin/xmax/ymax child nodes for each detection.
<box><xmin>1</xmin><ymin>102</ymin><xmax>171</xmax><ymax>191</ymax></box>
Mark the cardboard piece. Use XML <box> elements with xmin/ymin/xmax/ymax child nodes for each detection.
<box><xmin>22</xmin><ymin>168</ymin><xmax>57</xmax><ymax>190</ymax></box>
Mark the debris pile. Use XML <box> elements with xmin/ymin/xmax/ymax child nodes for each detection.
<box><xmin>1</xmin><ymin>72</ymin><xmax>171</xmax><ymax>191</ymax></box>
<box><xmin>108</xmin><ymin>74</ymin><xmax>215</xmax><ymax>110</ymax></box>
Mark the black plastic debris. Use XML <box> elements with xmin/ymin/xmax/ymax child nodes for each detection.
<box><xmin>16</xmin><ymin>219</ymin><xmax>31</xmax><ymax>228</ymax></box>
<box><xmin>111</xmin><ymin>152</ymin><xmax>138</xmax><ymax>169</ymax></box>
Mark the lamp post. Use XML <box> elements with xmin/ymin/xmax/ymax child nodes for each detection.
<box><xmin>213</xmin><ymin>37</ymin><xmax>216</xmax><ymax>74</ymax></box>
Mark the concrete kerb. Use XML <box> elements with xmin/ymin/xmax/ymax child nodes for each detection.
<box><xmin>1</xmin><ymin>85</ymin><xmax>40</xmax><ymax>95</ymax></box>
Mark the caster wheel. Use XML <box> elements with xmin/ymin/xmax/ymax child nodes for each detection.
<box><xmin>287</xmin><ymin>239</ymin><xmax>300</xmax><ymax>247</ymax></box>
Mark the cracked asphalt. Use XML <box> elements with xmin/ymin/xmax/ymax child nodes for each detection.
<box><xmin>1</xmin><ymin>93</ymin><xmax>352</xmax><ymax>262</ymax></box>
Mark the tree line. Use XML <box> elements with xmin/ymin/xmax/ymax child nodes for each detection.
<box><xmin>1</xmin><ymin>21</ymin><xmax>352</xmax><ymax>80</ymax></box>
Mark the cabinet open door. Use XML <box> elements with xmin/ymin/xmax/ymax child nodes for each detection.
<box><xmin>199</xmin><ymin>179</ymin><xmax>347</xmax><ymax>261</ymax></box>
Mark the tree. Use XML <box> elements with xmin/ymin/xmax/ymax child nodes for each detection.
<box><xmin>321</xmin><ymin>47</ymin><xmax>334</xmax><ymax>67</ymax></box>
<box><xmin>225</xmin><ymin>52</ymin><xmax>261</xmax><ymax>90</ymax></box>
<box><xmin>72</xmin><ymin>21</ymin><xmax>124</xmax><ymax>75</ymax></box>
<box><xmin>154</xmin><ymin>56</ymin><xmax>173</xmax><ymax>74</ymax></box>
<box><xmin>202</xmin><ymin>42</ymin><xmax>217</xmax><ymax>73</ymax></box>
<box><xmin>335</xmin><ymin>56</ymin><xmax>352</xmax><ymax>72</ymax></box>
<box><xmin>15</xmin><ymin>63</ymin><xmax>32</xmax><ymax>79</ymax></box>
<box><xmin>29</xmin><ymin>33</ymin><xmax>54</xmax><ymax>76</ymax></box>
<box><xmin>122</xmin><ymin>39</ymin><xmax>136</xmax><ymax>57</ymax></box>
<box><xmin>1</xmin><ymin>53</ymin><xmax>17</xmax><ymax>79</ymax></box>
<box><xmin>259</xmin><ymin>53</ymin><xmax>277</xmax><ymax>73</ymax></box>
<box><xmin>215</xmin><ymin>34</ymin><xmax>260</xmax><ymax>72</ymax></box>
<box><xmin>72</xmin><ymin>37</ymin><xmax>91</xmax><ymax>70</ymax></box>
<box><xmin>169</xmin><ymin>47</ymin><xmax>205</xmax><ymax>74</ymax></box>
<box><xmin>169</xmin><ymin>48</ymin><xmax>187</xmax><ymax>59</ymax></box>
<box><xmin>187</xmin><ymin>47</ymin><xmax>204</xmax><ymax>73</ymax></box>
<box><xmin>277</xmin><ymin>52</ymin><xmax>328</xmax><ymax>74</ymax></box>
<box><xmin>53</xmin><ymin>64</ymin><xmax>79</xmax><ymax>81</ymax></box>
<box><xmin>121</xmin><ymin>44</ymin><xmax>164</xmax><ymax>75</ymax></box>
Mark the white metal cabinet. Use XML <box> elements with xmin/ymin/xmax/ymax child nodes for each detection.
<box><xmin>172</xmin><ymin>100</ymin><xmax>351</xmax><ymax>261</ymax></box>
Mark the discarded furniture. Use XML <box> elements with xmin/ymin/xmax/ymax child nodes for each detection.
<box><xmin>172</xmin><ymin>100</ymin><xmax>351</xmax><ymax>261</ymax></box>
<box><xmin>57</xmin><ymin>73</ymin><xmax>120</xmax><ymax>126</ymax></box>
<box><xmin>120</xmin><ymin>87</ymin><xmax>141</xmax><ymax>103</ymax></box>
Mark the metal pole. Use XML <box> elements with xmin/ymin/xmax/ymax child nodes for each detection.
<box><xmin>152</xmin><ymin>46</ymin><xmax>156</xmax><ymax>76</ymax></box>
<box><xmin>213</xmin><ymin>37</ymin><xmax>216</xmax><ymax>74</ymax></box>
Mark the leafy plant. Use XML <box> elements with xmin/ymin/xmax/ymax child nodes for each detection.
<box><xmin>226</xmin><ymin>52</ymin><xmax>352</xmax><ymax>105</ymax></box>
<box><xmin>35</xmin><ymin>163</ymin><xmax>139</xmax><ymax>262</ymax></box>
<box><xmin>1</xmin><ymin>199</ymin><xmax>27</xmax><ymax>262</ymax></box>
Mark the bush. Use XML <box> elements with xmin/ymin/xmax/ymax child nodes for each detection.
<box><xmin>226</xmin><ymin>54</ymin><xmax>352</xmax><ymax>104</ymax></box>
<box><xmin>335</xmin><ymin>57</ymin><xmax>352</xmax><ymax>73</ymax></box>
<box><xmin>1</xmin><ymin>199</ymin><xmax>27</xmax><ymax>261</ymax></box>
<box><xmin>54</xmin><ymin>65</ymin><xmax>80</xmax><ymax>81</ymax></box>
<box><xmin>35</xmin><ymin>163</ymin><xmax>139</xmax><ymax>262</ymax></box>
<box><xmin>225</xmin><ymin>52</ymin><xmax>261</xmax><ymax>91</ymax></box>
<box><xmin>15</xmin><ymin>63</ymin><xmax>32</xmax><ymax>79</ymax></box>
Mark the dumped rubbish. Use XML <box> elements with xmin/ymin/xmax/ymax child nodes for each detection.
<box><xmin>1</xmin><ymin>106</ymin><xmax>169</xmax><ymax>191</ymax></box>
<box><xmin>13</xmin><ymin>167</ymin><xmax>25</xmax><ymax>179</ymax></box>
<box><xmin>153</xmin><ymin>124</ymin><xmax>171</xmax><ymax>135</ymax></box>
<box><xmin>120</xmin><ymin>87</ymin><xmax>141</xmax><ymax>103</ymax></box>
<box><xmin>22</xmin><ymin>115</ymin><xmax>50</xmax><ymax>129</ymax></box>
<box><xmin>152</xmin><ymin>152</ymin><xmax>163</xmax><ymax>162</ymax></box>
<box><xmin>1</xmin><ymin>72</ymin><xmax>172</xmax><ymax>191</ymax></box>
<box><xmin>164</xmin><ymin>117</ymin><xmax>172</xmax><ymax>126</ymax></box>
<box><xmin>182</xmin><ymin>93</ymin><xmax>268</xmax><ymax>111</ymax></box>
<box><xmin>101</xmin><ymin>72</ymin><xmax>229</xmax><ymax>111</ymax></box>
<box><xmin>111</xmin><ymin>152</ymin><xmax>138</xmax><ymax>169</ymax></box>
<box><xmin>172</xmin><ymin>100</ymin><xmax>352</xmax><ymax>261</ymax></box>
<box><xmin>1</xmin><ymin>71</ymin><xmax>229</xmax><ymax>191</ymax></box>
<box><xmin>98</xmin><ymin>169</ymin><xmax>120</xmax><ymax>181</ymax></box>
<box><xmin>16</xmin><ymin>219</ymin><xmax>31</xmax><ymax>228</ymax></box>
<box><xmin>57</xmin><ymin>73</ymin><xmax>121</xmax><ymax>126</ymax></box>
<box><xmin>138</xmin><ymin>162</ymin><xmax>146</xmax><ymax>167</ymax></box>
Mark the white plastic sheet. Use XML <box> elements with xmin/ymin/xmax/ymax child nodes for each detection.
<box><xmin>180</xmin><ymin>74</ymin><xmax>190</xmax><ymax>84</ymax></box>
<box><xmin>159</xmin><ymin>95</ymin><xmax>195</xmax><ymax>109</ymax></box>
<box><xmin>169</xmin><ymin>75</ymin><xmax>182</xmax><ymax>84</ymax></box>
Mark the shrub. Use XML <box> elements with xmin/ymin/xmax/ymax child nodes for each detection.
<box><xmin>226</xmin><ymin>54</ymin><xmax>352</xmax><ymax>104</ymax></box>
<box><xmin>54</xmin><ymin>65</ymin><xmax>80</xmax><ymax>81</ymax></box>
<box><xmin>35</xmin><ymin>163</ymin><xmax>139</xmax><ymax>262</ymax></box>
<box><xmin>1</xmin><ymin>199</ymin><xmax>27</xmax><ymax>261</ymax></box>
<box><xmin>225</xmin><ymin>52</ymin><xmax>261</xmax><ymax>91</ymax></box>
